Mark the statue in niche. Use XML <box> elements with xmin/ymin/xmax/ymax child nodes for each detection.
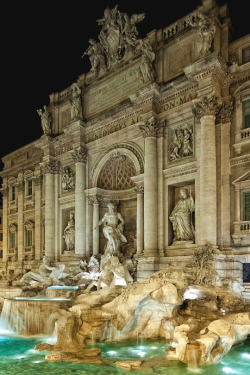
<box><xmin>82</xmin><ymin>39</ymin><xmax>105</xmax><ymax>76</ymax></box>
<box><xmin>37</xmin><ymin>105</ymin><xmax>51</xmax><ymax>136</ymax></box>
<box><xmin>169</xmin><ymin>125</ymin><xmax>193</xmax><ymax>161</ymax></box>
<box><xmin>139</xmin><ymin>41</ymin><xmax>155</xmax><ymax>83</ymax></box>
<box><xmin>169</xmin><ymin>188</ymin><xmax>195</xmax><ymax>244</ymax></box>
<box><xmin>62</xmin><ymin>167</ymin><xmax>75</xmax><ymax>191</ymax></box>
<box><xmin>95</xmin><ymin>203</ymin><xmax>127</xmax><ymax>255</ymax></box>
<box><xmin>189</xmin><ymin>13</ymin><xmax>216</xmax><ymax>55</ymax></box>
<box><xmin>63</xmin><ymin>212</ymin><xmax>75</xmax><ymax>251</ymax></box>
<box><xmin>70</xmin><ymin>83</ymin><xmax>83</xmax><ymax>120</ymax></box>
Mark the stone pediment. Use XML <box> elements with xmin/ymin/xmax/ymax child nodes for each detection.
<box><xmin>232</xmin><ymin>171</ymin><xmax>250</xmax><ymax>184</ymax></box>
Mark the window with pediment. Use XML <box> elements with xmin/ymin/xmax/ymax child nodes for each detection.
<box><xmin>97</xmin><ymin>153</ymin><xmax>136</xmax><ymax>190</ymax></box>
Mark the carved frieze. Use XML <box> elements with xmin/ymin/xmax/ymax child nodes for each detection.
<box><xmin>71</xmin><ymin>147</ymin><xmax>87</xmax><ymax>164</ymax></box>
<box><xmin>168</xmin><ymin>123</ymin><xmax>194</xmax><ymax>162</ymax></box>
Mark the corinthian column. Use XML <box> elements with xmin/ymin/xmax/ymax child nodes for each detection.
<box><xmin>139</xmin><ymin>117</ymin><xmax>159</xmax><ymax>255</ymax></box>
<box><xmin>71</xmin><ymin>147</ymin><xmax>87</xmax><ymax>256</ymax></box>
<box><xmin>134</xmin><ymin>185</ymin><xmax>144</xmax><ymax>255</ymax></box>
<box><xmin>42</xmin><ymin>160</ymin><xmax>61</xmax><ymax>261</ymax></box>
<box><xmin>194</xmin><ymin>93</ymin><xmax>221</xmax><ymax>245</ymax></box>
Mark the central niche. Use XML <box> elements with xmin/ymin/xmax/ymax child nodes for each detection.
<box><xmin>97</xmin><ymin>152</ymin><xmax>136</xmax><ymax>190</ymax></box>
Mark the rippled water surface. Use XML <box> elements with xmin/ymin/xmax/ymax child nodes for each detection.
<box><xmin>0</xmin><ymin>335</ymin><xmax>249</xmax><ymax>375</ymax></box>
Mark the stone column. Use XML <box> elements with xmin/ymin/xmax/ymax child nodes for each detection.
<box><xmin>194</xmin><ymin>93</ymin><xmax>220</xmax><ymax>245</ymax></box>
<box><xmin>135</xmin><ymin>185</ymin><xmax>144</xmax><ymax>255</ymax></box>
<box><xmin>17</xmin><ymin>178</ymin><xmax>24</xmax><ymax>262</ymax></box>
<box><xmin>139</xmin><ymin>117</ymin><xmax>159</xmax><ymax>255</ymax></box>
<box><xmin>1</xmin><ymin>184</ymin><xmax>8</xmax><ymax>263</ymax></box>
<box><xmin>92</xmin><ymin>197</ymin><xmax>100</xmax><ymax>256</ymax></box>
<box><xmin>34</xmin><ymin>174</ymin><xmax>43</xmax><ymax>260</ymax></box>
<box><xmin>71</xmin><ymin>147</ymin><xmax>87</xmax><ymax>256</ymax></box>
<box><xmin>234</xmin><ymin>185</ymin><xmax>241</xmax><ymax>222</ymax></box>
<box><xmin>86</xmin><ymin>198</ymin><xmax>93</xmax><ymax>256</ymax></box>
<box><xmin>43</xmin><ymin>160</ymin><xmax>61</xmax><ymax>261</ymax></box>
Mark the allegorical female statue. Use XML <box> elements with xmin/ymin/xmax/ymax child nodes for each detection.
<box><xmin>169</xmin><ymin>188</ymin><xmax>195</xmax><ymax>243</ymax></box>
<box><xmin>37</xmin><ymin>105</ymin><xmax>51</xmax><ymax>136</ymax></box>
<box><xmin>96</xmin><ymin>203</ymin><xmax>127</xmax><ymax>255</ymax></box>
<box><xmin>63</xmin><ymin>212</ymin><xmax>75</xmax><ymax>250</ymax></box>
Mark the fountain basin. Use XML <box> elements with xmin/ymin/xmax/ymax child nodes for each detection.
<box><xmin>45</xmin><ymin>286</ymin><xmax>79</xmax><ymax>299</ymax></box>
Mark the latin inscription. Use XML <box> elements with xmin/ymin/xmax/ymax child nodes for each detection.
<box><xmin>84</xmin><ymin>64</ymin><xmax>143</xmax><ymax>118</ymax></box>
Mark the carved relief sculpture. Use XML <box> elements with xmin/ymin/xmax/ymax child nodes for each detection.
<box><xmin>169</xmin><ymin>188</ymin><xmax>195</xmax><ymax>244</ymax></box>
<box><xmin>70</xmin><ymin>83</ymin><xmax>83</xmax><ymax>120</ymax></box>
<box><xmin>62</xmin><ymin>167</ymin><xmax>75</xmax><ymax>191</ymax></box>
<box><xmin>63</xmin><ymin>212</ymin><xmax>75</xmax><ymax>251</ymax></box>
<box><xmin>169</xmin><ymin>124</ymin><xmax>193</xmax><ymax>161</ymax></box>
<box><xmin>37</xmin><ymin>105</ymin><xmax>52</xmax><ymax>136</ymax></box>
<box><xmin>189</xmin><ymin>13</ymin><xmax>216</xmax><ymax>55</ymax></box>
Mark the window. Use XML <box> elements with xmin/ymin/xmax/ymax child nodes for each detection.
<box><xmin>11</xmin><ymin>186</ymin><xmax>15</xmax><ymax>201</ymax></box>
<box><xmin>10</xmin><ymin>232</ymin><xmax>15</xmax><ymax>248</ymax></box>
<box><xmin>27</xmin><ymin>180</ymin><xmax>33</xmax><ymax>196</ymax></box>
<box><xmin>242</xmin><ymin>46</ymin><xmax>250</xmax><ymax>64</ymax></box>
<box><xmin>26</xmin><ymin>229</ymin><xmax>33</xmax><ymax>247</ymax></box>
<box><xmin>0</xmin><ymin>233</ymin><xmax>3</xmax><ymax>241</ymax></box>
<box><xmin>0</xmin><ymin>216</ymin><xmax>1</xmax><ymax>225</ymax></box>
<box><xmin>243</xmin><ymin>191</ymin><xmax>250</xmax><ymax>221</ymax></box>
<box><xmin>0</xmin><ymin>250</ymin><xmax>3</xmax><ymax>259</ymax></box>
<box><xmin>243</xmin><ymin>263</ymin><xmax>250</xmax><ymax>282</ymax></box>
<box><xmin>243</xmin><ymin>99</ymin><xmax>250</xmax><ymax>129</ymax></box>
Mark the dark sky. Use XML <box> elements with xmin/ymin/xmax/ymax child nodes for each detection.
<box><xmin>0</xmin><ymin>0</ymin><xmax>248</xmax><ymax>171</ymax></box>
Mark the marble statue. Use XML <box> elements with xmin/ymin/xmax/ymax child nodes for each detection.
<box><xmin>46</xmin><ymin>263</ymin><xmax>69</xmax><ymax>286</ymax></box>
<box><xmin>70</xmin><ymin>83</ymin><xmax>83</xmax><ymax>120</ymax></box>
<box><xmin>63</xmin><ymin>212</ymin><xmax>75</xmax><ymax>251</ymax></box>
<box><xmin>139</xmin><ymin>41</ymin><xmax>155</xmax><ymax>83</ymax></box>
<box><xmin>189</xmin><ymin>13</ymin><xmax>216</xmax><ymax>55</ymax></box>
<box><xmin>169</xmin><ymin>125</ymin><xmax>193</xmax><ymax>161</ymax></box>
<box><xmin>82</xmin><ymin>39</ymin><xmax>105</xmax><ymax>76</ymax></box>
<box><xmin>95</xmin><ymin>203</ymin><xmax>127</xmax><ymax>255</ymax></box>
<box><xmin>19</xmin><ymin>256</ymin><xmax>52</xmax><ymax>285</ymax></box>
<box><xmin>37</xmin><ymin>105</ymin><xmax>51</xmax><ymax>136</ymax></box>
<box><xmin>169</xmin><ymin>188</ymin><xmax>195</xmax><ymax>243</ymax></box>
<box><xmin>62</xmin><ymin>167</ymin><xmax>75</xmax><ymax>191</ymax></box>
<box><xmin>82</xmin><ymin>6</ymin><xmax>145</xmax><ymax>75</ymax></box>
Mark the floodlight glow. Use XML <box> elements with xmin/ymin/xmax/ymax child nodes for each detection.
<box><xmin>107</xmin><ymin>351</ymin><xmax>116</xmax><ymax>355</ymax></box>
<box><xmin>223</xmin><ymin>367</ymin><xmax>236</xmax><ymax>374</ymax></box>
<box><xmin>242</xmin><ymin>353</ymin><xmax>250</xmax><ymax>359</ymax></box>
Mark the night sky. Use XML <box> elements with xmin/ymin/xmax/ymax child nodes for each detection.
<box><xmin>1</xmin><ymin>0</ymin><xmax>248</xmax><ymax>171</ymax></box>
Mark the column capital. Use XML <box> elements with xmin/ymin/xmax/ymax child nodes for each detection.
<box><xmin>139</xmin><ymin>116</ymin><xmax>160</xmax><ymax>138</ymax></box>
<box><xmin>134</xmin><ymin>185</ymin><xmax>144</xmax><ymax>194</ymax></box>
<box><xmin>33</xmin><ymin>174</ymin><xmax>43</xmax><ymax>186</ymax></box>
<box><xmin>1</xmin><ymin>185</ymin><xmax>8</xmax><ymax>197</ymax></box>
<box><xmin>41</xmin><ymin>160</ymin><xmax>61</xmax><ymax>175</ymax></box>
<box><xmin>217</xmin><ymin>99</ymin><xmax>234</xmax><ymax>124</ymax></box>
<box><xmin>193</xmin><ymin>92</ymin><xmax>222</xmax><ymax>120</ymax></box>
<box><xmin>71</xmin><ymin>147</ymin><xmax>87</xmax><ymax>163</ymax></box>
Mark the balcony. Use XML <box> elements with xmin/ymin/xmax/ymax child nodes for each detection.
<box><xmin>232</xmin><ymin>221</ymin><xmax>250</xmax><ymax>246</ymax></box>
<box><xmin>233</xmin><ymin>127</ymin><xmax>250</xmax><ymax>154</ymax></box>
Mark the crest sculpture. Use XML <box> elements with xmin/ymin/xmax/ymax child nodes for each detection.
<box><xmin>82</xmin><ymin>6</ymin><xmax>150</xmax><ymax>77</ymax></box>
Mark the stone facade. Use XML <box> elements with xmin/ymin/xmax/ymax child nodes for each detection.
<box><xmin>0</xmin><ymin>0</ymin><xmax>250</xmax><ymax>296</ymax></box>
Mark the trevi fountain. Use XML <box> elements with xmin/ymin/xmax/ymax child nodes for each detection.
<box><xmin>0</xmin><ymin>1</ymin><xmax>250</xmax><ymax>374</ymax></box>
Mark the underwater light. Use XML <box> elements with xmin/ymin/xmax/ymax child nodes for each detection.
<box><xmin>138</xmin><ymin>351</ymin><xmax>146</xmax><ymax>357</ymax></box>
<box><xmin>242</xmin><ymin>353</ymin><xmax>250</xmax><ymax>359</ymax></box>
<box><xmin>107</xmin><ymin>351</ymin><xmax>117</xmax><ymax>355</ymax></box>
<box><xmin>223</xmin><ymin>367</ymin><xmax>236</xmax><ymax>374</ymax></box>
<box><xmin>151</xmin><ymin>346</ymin><xmax>158</xmax><ymax>349</ymax></box>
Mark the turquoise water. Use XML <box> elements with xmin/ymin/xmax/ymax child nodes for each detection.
<box><xmin>0</xmin><ymin>335</ymin><xmax>249</xmax><ymax>375</ymax></box>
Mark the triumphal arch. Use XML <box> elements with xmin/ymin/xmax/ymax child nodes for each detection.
<box><xmin>1</xmin><ymin>0</ymin><xmax>250</xmax><ymax>297</ymax></box>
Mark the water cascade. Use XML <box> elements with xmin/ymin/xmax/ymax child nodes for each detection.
<box><xmin>0</xmin><ymin>297</ymin><xmax>71</xmax><ymax>336</ymax></box>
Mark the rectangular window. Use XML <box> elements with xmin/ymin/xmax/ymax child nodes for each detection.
<box><xmin>243</xmin><ymin>99</ymin><xmax>250</xmax><ymax>129</ymax></box>
<box><xmin>0</xmin><ymin>250</ymin><xmax>3</xmax><ymax>259</ymax></box>
<box><xmin>243</xmin><ymin>263</ymin><xmax>250</xmax><ymax>282</ymax></box>
<box><xmin>242</xmin><ymin>46</ymin><xmax>250</xmax><ymax>64</ymax></box>
<box><xmin>11</xmin><ymin>186</ymin><xmax>15</xmax><ymax>201</ymax></box>
<box><xmin>10</xmin><ymin>233</ymin><xmax>15</xmax><ymax>248</ymax></box>
<box><xmin>0</xmin><ymin>216</ymin><xmax>1</xmax><ymax>224</ymax></box>
<box><xmin>243</xmin><ymin>191</ymin><xmax>250</xmax><ymax>221</ymax></box>
<box><xmin>27</xmin><ymin>180</ymin><xmax>33</xmax><ymax>196</ymax></box>
<box><xmin>0</xmin><ymin>233</ymin><xmax>3</xmax><ymax>241</ymax></box>
<box><xmin>26</xmin><ymin>230</ymin><xmax>33</xmax><ymax>247</ymax></box>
